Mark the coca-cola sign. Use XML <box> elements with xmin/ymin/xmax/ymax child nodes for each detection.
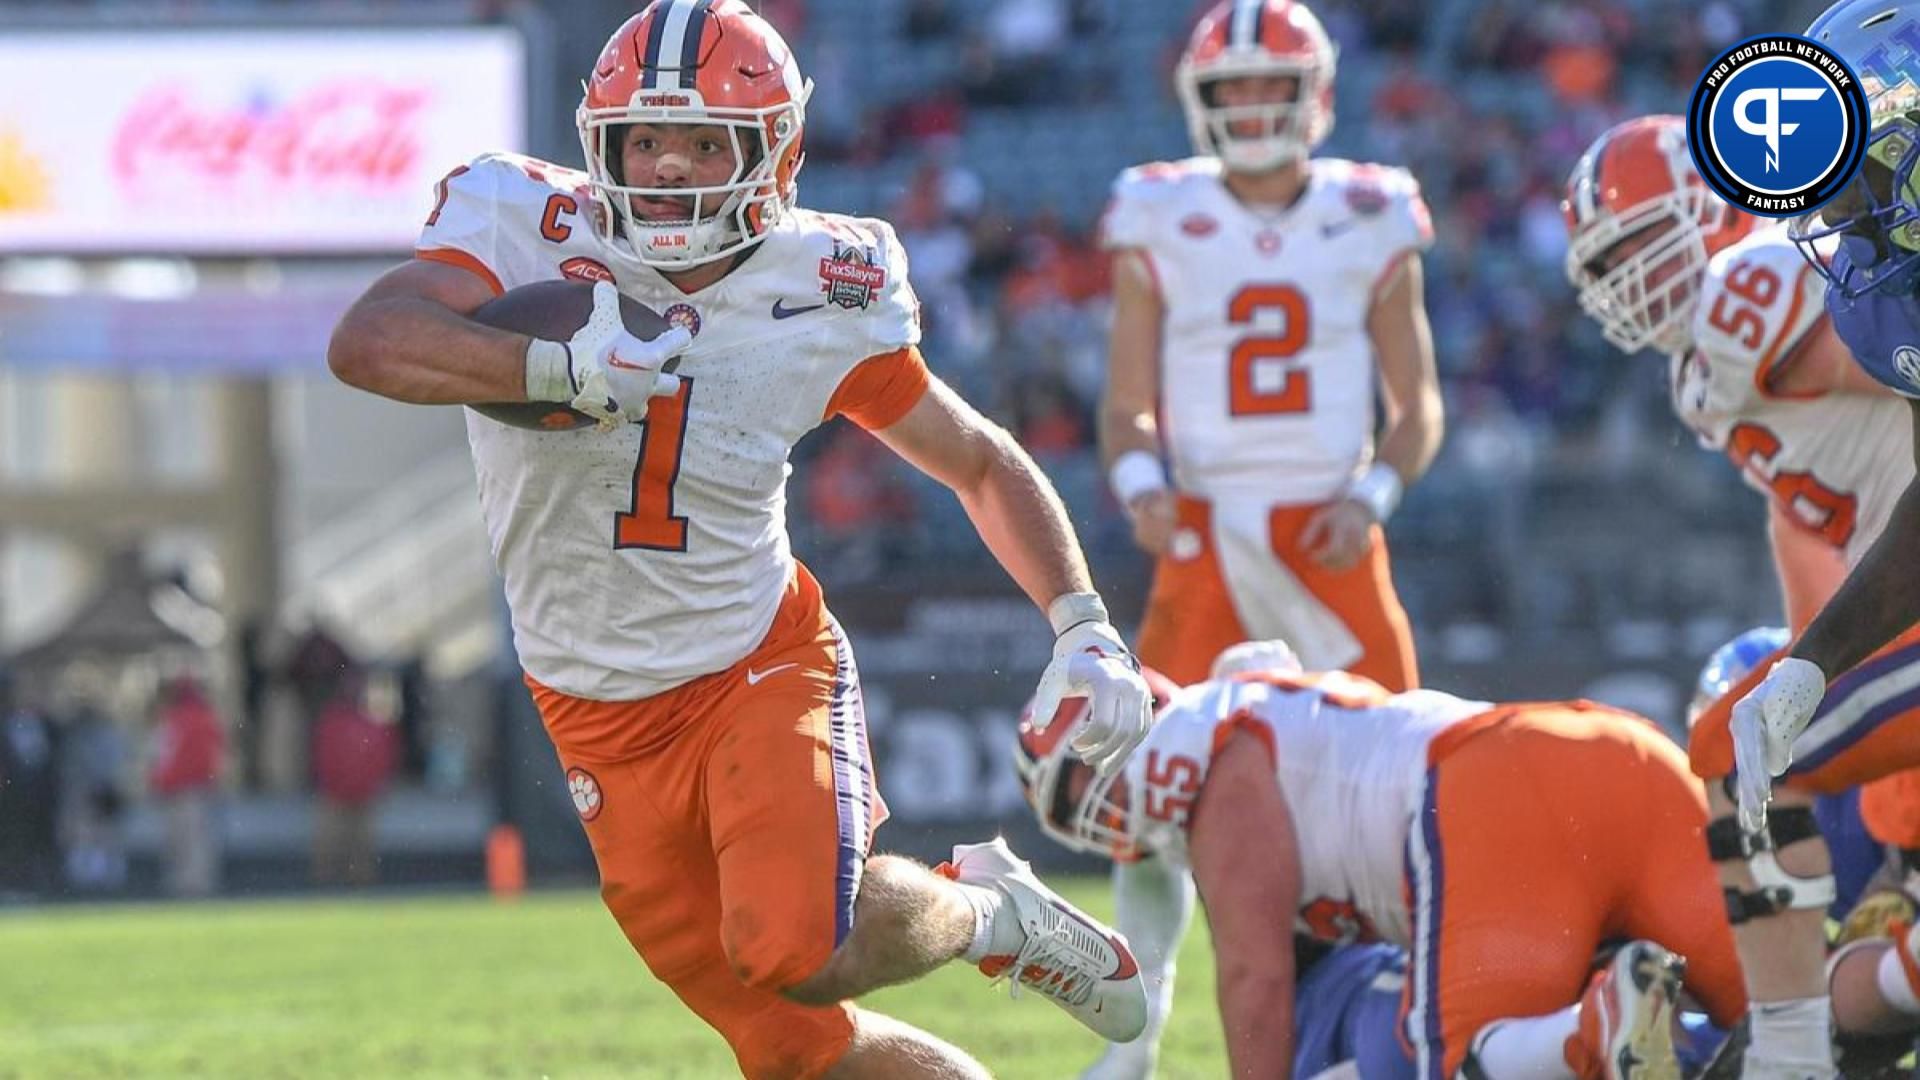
<box><xmin>0</xmin><ymin>29</ymin><xmax>524</xmax><ymax>254</ymax></box>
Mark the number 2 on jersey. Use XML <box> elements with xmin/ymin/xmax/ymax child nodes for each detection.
<box><xmin>614</xmin><ymin>380</ymin><xmax>693</xmax><ymax>551</ymax></box>
<box><xmin>1228</xmin><ymin>284</ymin><xmax>1313</xmax><ymax>415</ymax></box>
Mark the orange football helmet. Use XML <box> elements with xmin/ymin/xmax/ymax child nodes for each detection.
<box><xmin>577</xmin><ymin>0</ymin><xmax>811</xmax><ymax>271</ymax></box>
<box><xmin>1176</xmin><ymin>0</ymin><xmax>1337</xmax><ymax>171</ymax></box>
<box><xmin>1563</xmin><ymin>115</ymin><xmax>1759</xmax><ymax>355</ymax></box>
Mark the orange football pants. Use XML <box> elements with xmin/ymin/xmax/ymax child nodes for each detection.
<box><xmin>1690</xmin><ymin>623</ymin><xmax>1920</xmax><ymax>844</ymax></box>
<box><xmin>1404</xmin><ymin>703</ymin><xmax>1747</xmax><ymax>1078</ymax></box>
<box><xmin>1134</xmin><ymin>495</ymin><xmax>1418</xmax><ymax>689</ymax></box>
<box><xmin>527</xmin><ymin>567</ymin><xmax>884</xmax><ymax>1080</ymax></box>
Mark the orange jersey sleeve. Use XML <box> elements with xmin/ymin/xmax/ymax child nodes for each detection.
<box><xmin>823</xmin><ymin>346</ymin><xmax>931</xmax><ymax>430</ymax></box>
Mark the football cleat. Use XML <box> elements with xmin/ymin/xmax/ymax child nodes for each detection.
<box><xmin>1571</xmin><ymin>940</ymin><xmax>1686</xmax><ymax>1080</ymax></box>
<box><xmin>940</xmin><ymin>837</ymin><xmax>1148</xmax><ymax>1042</ymax></box>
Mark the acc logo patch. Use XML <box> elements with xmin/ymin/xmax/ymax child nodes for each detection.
<box><xmin>1894</xmin><ymin>345</ymin><xmax>1920</xmax><ymax>392</ymax></box>
<box><xmin>818</xmin><ymin>241</ymin><xmax>888</xmax><ymax>310</ymax></box>
<box><xmin>559</xmin><ymin>257</ymin><xmax>614</xmax><ymax>283</ymax></box>
<box><xmin>566</xmin><ymin>767</ymin><xmax>604</xmax><ymax>822</ymax></box>
<box><xmin>1686</xmin><ymin>33</ymin><xmax>1868</xmax><ymax>217</ymax></box>
<box><xmin>662</xmin><ymin>302</ymin><xmax>702</xmax><ymax>338</ymax></box>
<box><xmin>1179</xmin><ymin>213</ymin><xmax>1218</xmax><ymax>238</ymax></box>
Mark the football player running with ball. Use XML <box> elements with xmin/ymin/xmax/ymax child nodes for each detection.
<box><xmin>327</xmin><ymin>3</ymin><xmax>1155</xmax><ymax>1078</ymax></box>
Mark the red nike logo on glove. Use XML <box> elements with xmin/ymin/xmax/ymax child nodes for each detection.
<box><xmin>606</xmin><ymin>353</ymin><xmax>651</xmax><ymax>371</ymax></box>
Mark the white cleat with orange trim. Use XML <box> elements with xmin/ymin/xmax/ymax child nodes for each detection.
<box><xmin>943</xmin><ymin>837</ymin><xmax>1148</xmax><ymax>1042</ymax></box>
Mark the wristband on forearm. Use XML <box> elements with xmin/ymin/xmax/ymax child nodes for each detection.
<box><xmin>1108</xmin><ymin>450</ymin><xmax>1168</xmax><ymax>505</ymax></box>
<box><xmin>1344</xmin><ymin>462</ymin><xmax>1404</xmax><ymax>523</ymax></box>
<box><xmin>1048</xmin><ymin>591</ymin><xmax>1111</xmax><ymax>636</ymax></box>
<box><xmin>525</xmin><ymin>338</ymin><xmax>575</xmax><ymax>403</ymax></box>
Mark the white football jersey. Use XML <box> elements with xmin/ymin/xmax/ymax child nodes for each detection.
<box><xmin>420</xmin><ymin>152</ymin><xmax>921</xmax><ymax>700</ymax></box>
<box><xmin>1101</xmin><ymin>157</ymin><xmax>1433</xmax><ymax>503</ymax></box>
<box><xmin>1130</xmin><ymin>673</ymin><xmax>1489</xmax><ymax>948</ymax></box>
<box><xmin>1674</xmin><ymin>226</ymin><xmax>1913</xmax><ymax>564</ymax></box>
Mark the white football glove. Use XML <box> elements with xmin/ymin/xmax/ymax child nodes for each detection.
<box><xmin>540</xmin><ymin>280</ymin><xmax>692</xmax><ymax>427</ymax></box>
<box><xmin>1030</xmin><ymin>594</ymin><xmax>1154</xmax><ymax>777</ymax></box>
<box><xmin>1730</xmin><ymin>656</ymin><xmax>1826</xmax><ymax>832</ymax></box>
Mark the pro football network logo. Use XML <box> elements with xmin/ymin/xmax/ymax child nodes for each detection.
<box><xmin>565</xmin><ymin>767</ymin><xmax>604</xmax><ymax>822</ymax></box>
<box><xmin>1687</xmin><ymin>34</ymin><xmax>1868</xmax><ymax>218</ymax></box>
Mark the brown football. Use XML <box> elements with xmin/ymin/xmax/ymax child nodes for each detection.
<box><xmin>466</xmin><ymin>280</ymin><xmax>674</xmax><ymax>432</ymax></box>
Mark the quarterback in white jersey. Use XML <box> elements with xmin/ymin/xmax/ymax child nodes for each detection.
<box><xmin>1018</xmin><ymin>645</ymin><xmax>1748</xmax><ymax>1079</ymax></box>
<box><xmin>1566</xmin><ymin>114</ymin><xmax>1920</xmax><ymax>1072</ymax></box>
<box><xmin>1099</xmin><ymin>0</ymin><xmax>1444</xmax><ymax>690</ymax></box>
<box><xmin>327</xmin><ymin>3</ymin><xmax>1157</xmax><ymax>1077</ymax></box>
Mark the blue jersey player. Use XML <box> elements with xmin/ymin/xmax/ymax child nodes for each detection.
<box><xmin>1731</xmin><ymin>0</ymin><xmax>1920</xmax><ymax>834</ymax></box>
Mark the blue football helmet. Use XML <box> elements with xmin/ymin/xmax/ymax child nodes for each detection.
<box><xmin>1789</xmin><ymin>0</ymin><xmax>1920</xmax><ymax>298</ymax></box>
<box><xmin>1688</xmin><ymin>626</ymin><xmax>1790</xmax><ymax>728</ymax></box>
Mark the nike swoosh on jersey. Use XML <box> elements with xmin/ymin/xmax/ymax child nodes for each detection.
<box><xmin>771</xmin><ymin>299</ymin><xmax>827</xmax><ymax>319</ymax></box>
<box><xmin>746</xmin><ymin>662</ymin><xmax>800</xmax><ymax>685</ymax></box>
<box><xmin>1320</xmin><ymin>219</ymin><xmax>1356</xmax><ymax>238</ymax></box>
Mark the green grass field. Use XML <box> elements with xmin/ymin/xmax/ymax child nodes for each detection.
<box><xmin>0</xmin><ymin>882</ymin><xmax>1226</xmax><ymax>1079</ymax></box>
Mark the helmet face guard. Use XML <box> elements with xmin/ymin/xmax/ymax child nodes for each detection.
<box><xmin>1790</xmin><ymin>114</ymin><xmax>1920</xmax><ymax>299</ymax></box>
<box><xmin>576</xmin><ymin>0</ymin><xmax>811</xmax><ymax>273</ymax></box>
<box><xmin>1013</xmin><ymin>701</ymin><xmax>1144</xmax><ymax>860</ymax></box>
<box><xmin>1176</xmin><ymin>0</ymin><xmax>1337</xmax><ymax>173</ymax></box>
<box><xmin>1561</xmin><ymin>115</ymin><xmax>1756</xmax><ymax>356</ymax></box>
<box><xmin>1566</xmin><ymin>191</ymin><xmax>1716</xmax><ymax>355</ymax></box>
<box><xmin>1177</xmin><ymin>54</ymin><xmax>1333</xmax><ymax>171</ymax></box>
<box><xmin>1012</xmin><ymin>666</ymin><xmax>1181</xmax><ymax>860</ymax></box>
<box><xmin>577</xmin><ymin>87</ymin><xmax>810</xmax><ymax>272</ymax></box>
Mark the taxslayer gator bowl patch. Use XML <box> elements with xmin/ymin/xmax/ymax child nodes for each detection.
<box><xmin>818</xmin><ymin>241</ymin><xmax>888</xmax><ymax>310</ymax></box>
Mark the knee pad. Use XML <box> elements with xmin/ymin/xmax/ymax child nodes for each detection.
<box><xmin>1707</xmin><ymin>806</ymin><xmax>1836</xmax><ymax>925</ymax></box>
<box><xmin>729</xmin><ymin>1000</ymin><xmax>855</xmax><ymax>1080</ymax></box>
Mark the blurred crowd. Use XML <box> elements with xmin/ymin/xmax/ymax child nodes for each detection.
<box><xmin>0</xmin><ymin>623</ymin><xmax>410</xmax><ymax>901</ymax></box>
<box><xmin>778</xmin><ymin>0</ymin><xmax>1805</xmax><ymax>622</ymax></box>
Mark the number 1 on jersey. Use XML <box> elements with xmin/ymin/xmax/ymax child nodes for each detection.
<box><xmin>1228</xmin><ymin>284</ymin><xmax>1313</xmax><ymax>416</ymax></box>
<box><xmin>614</xmin><ymin>380</ymin><xmax>693</xmax><ymax>551</ymax></box>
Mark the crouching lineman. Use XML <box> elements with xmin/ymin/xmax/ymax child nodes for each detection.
<box><xmin>1017</xmin><ymin>641</ymin><xmax>1747</xmax><ymax>1078</ymax></box>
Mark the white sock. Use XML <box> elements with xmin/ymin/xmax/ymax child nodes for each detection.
<box><xmin>1877</xmin><ymin>945</ymin><xmax>1920</xmax><ymax>1015</ymax></box>
<box><xmin>1467</xmin><ymin>1008</ymin><xmax>1579</xmax><ymax>1079</ymax></box>
<box><xmin>1746</xmin><ymin>996</ymin><xmax>1833</xmax><ymax>1074</ymax></box>
<box><xmin>957</xmin><ymin>882</ymin><xmax>1016</xmax><ymax>963</ymax></box>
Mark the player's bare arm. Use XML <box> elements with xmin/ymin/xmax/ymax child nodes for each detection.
<box><xmin>1365</xmin><ymin>252</ymin><xmax>1444</xmax><ymax>487</ymax></box>
<box><xmin>1794</xmin><ymin>399</ymin><xmax>1920</xmax><ymax>679</ymax></box>
<box><xmin>1302</xmin><ymin>250</ymin><xmax>1442</xmax><ymax>571</ymax></box>
<box><xmin>1100</xmin><ymin>248</ymin><xmax>1177</xmax><ymax>556</ymax></box>
<box><xmin>1767</xmin><ymin>497</ymin><xmax>1850</xmax><ymax>633</ymax></box>
<box><xmin>875</xmin><ymin>378</ymin><xmax>1152</xmax><ymax>773</ymax></box>
<box><xmin>1187</xmin><ymin>731</ymin><xmax>1300</xmax><ymax>1080</ymax></box>
<box><xmin>875</xmin><ymin>376</ymin><xmax>1095</xmax><ymax>607</ymax></box>
<box><xmin>332</xmin><ymin>246</ymin><xmax>686</xmax><ymax>424</ymax></box>
<box><xmin>329</xmin><ymin>260</ymin><xmax>531</xmax><ymax>405</ymax></box>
